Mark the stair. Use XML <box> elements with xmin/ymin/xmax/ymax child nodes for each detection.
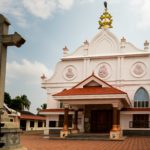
<box><xmin>66</xmin><ymin>133</ymin><xmax>110</xmax><ymax>140</ymax></box>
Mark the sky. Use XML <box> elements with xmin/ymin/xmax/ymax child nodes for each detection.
<box><xmin>0</xmin><ymin>0</ymin><xmax>150</xmax><ymax>113</ymax></box>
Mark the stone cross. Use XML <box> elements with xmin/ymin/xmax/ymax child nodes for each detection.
<box><xmin>0</xmin><ymin>14</ymin><xmax>25</xmax><ymax>108</ymax></box>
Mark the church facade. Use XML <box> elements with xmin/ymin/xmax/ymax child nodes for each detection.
<box><xmin>40</xmin><ymin>3</ymin><xmax>150</xmax><ymax>139</ymax></box>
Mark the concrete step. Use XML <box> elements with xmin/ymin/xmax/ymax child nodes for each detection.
<box><xmin>68</xmin><ymin>133</ymin><xmax>109</xmax><ymax>137</ymax></box>
<box><xmin>66</xmin><ymin>133</ymin><xmax>110</xmax><ymax>140</ymax></box>
<box><xmin>44</xmin><ymin>133</ymin><xmax>125</xmax><ymax>141</ymax></box>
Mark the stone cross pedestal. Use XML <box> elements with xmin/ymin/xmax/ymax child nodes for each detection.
<box><xmin>0</xmin><ymin>14</ymin><xmax>27</xmax><ymax>150</ymax></box>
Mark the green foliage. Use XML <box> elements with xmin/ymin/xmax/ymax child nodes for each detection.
<box><xmin>4</xmin><ymin>92</ymin><xmax>11</xmax><ymax>107</ymax></box>
<box><xmin>4</xmin><ymin>92</ymin><xmax>31</xmax><ymax>112</ymax></box>
<box><xmin>36</xmin><ymin>103</ymin><xmax>47</xmax><ymax>114</ymax></box>
<box><xmin>20</xmin><ymin>95</ymin><xmax>31</xmax><ymax>110</ymax></box>
<box><xmin>41</xmin><ymin>103</ymin><xmax>47</xmax><ymax>109</ymax></box>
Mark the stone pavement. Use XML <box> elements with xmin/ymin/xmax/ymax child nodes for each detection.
<box><xmin>21</xmin><ymin>134</ymin><xmax>150</xmax><ymax>150</ymax></box>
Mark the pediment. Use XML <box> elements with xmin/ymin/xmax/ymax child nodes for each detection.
<box><xmin>83</xmin><ymin>80</ymin><xmax>102</xmax><ymax>87</ymax></box>
<box><xmin>88</xmin><ymin>29</ymin><xmax>120</xmax><ymax>55</ymax></box>
<box><xmin>73</xmin><ymin>74</ymin><xmax>111</xmax><ymax>89</ymax></box>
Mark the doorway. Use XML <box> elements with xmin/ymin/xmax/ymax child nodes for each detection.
<box><xmin>20</xmin><ymin>120</ymin><xmax>27</xmax><ymax>131</ymax></box>
<box><xmin>91</xmin><ymin>110</ymin><xmax>112</xmax><ymax>133</ymax></box>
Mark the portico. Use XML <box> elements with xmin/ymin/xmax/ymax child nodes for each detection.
<box><xmin>53</xmin><ymin>74</ymin><xmax>131</xmax><ymax>139</ymax></box>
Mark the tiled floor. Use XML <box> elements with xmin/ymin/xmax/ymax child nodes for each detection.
<box><xmin>21</xmin><ymin>134</ymin><xmax>150</xmax><ymax>150</ymax></box>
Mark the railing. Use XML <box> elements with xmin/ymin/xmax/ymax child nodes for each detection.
<box><xmin>49</xmin><ymin>121</ymin><xmax>72</xmax><ymax>128</ymax></box>
<box><xmin>134</xmin><ymin>101</ymin><xmax>149</xmax><ymax>108</ymax></box>
<box><xmin>129</xmin><ymin>121</ymin><xmax>150</xmax><ymax>128</ymax></box>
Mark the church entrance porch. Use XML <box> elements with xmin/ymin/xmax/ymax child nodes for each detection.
<box><xmin>53</xmin><ymin>74</ymin><xmax>131</xmax><ymax>139</ymax></box>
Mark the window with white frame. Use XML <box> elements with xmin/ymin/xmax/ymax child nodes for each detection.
<box><xmin>134</xmin><ymin>87</ymin><xmax>149</xmax><ymax>108</ymax></box>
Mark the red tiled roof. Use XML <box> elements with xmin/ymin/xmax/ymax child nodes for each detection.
<box><xmin>122</xmin><ymin>108</ymin><xmax>150</xmax><ymax>111</ymax></box>
<box><xmin>19</xmin><ymin>115</ymin><xmax>46</xmax><ymax>120</ymax></box>
<box><xmin>53</xmin><ymin>86</ymin><xmax>126</xmax><ymax>96</ymax></box>
<box><xmin>40</xmin><ymin>109</ymin><xmax>64</xmax><ymax>113</ymax></box>
<box><xmin>40</xmin><ymin>108</ymin><xmax>75</xmax><ymax>113</ymax></box>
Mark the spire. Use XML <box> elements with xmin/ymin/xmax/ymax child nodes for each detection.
<box><xmin>144</xmin><ymin>40</ymin><xmax>149</xmax><ymax>50</ymax></box>
<box><xmin>63</xmin><ymin>46</ymin><xmax>69</xmax><ymax>56</ymax></box>
<box><xmin>41</xmin><ymin>74</ymin><xmax>46</xmax><ymax>80</ymax></box>
<box><xmin>98</xmin><ymin>1</ymin><xmax>113</xmax><ymax>29</ymax></box>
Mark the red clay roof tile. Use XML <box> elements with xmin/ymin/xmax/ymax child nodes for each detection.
<box><xmin>40</xmin><ymin>109</ymin><xmax>75</xmax><ymax>113</ymax></box>
<box><xmin>19</xmin><ymin>115</ymin><xmax>46</xmax><ymax>120</ymax></box>
<box><xmin>40</xmin><ymin>109</ymin><xmax>64</xmax><ymax>113</ymax></box>
<box><xmin>53</xmin><ymin>87</ymin><xmax>126</xmax><ymax>96</ymax></box>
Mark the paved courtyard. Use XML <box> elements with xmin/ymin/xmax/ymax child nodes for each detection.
<box><xmin>21</xmin><ymin>134</ymin><xmax>150</xmax><ymax>150</ymax></box>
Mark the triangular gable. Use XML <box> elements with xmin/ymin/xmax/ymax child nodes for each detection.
<box><xmin>53</xmin><ymin>74</ymin><xmax>128</xmax><ymax>97</ymax></box>
<box><xmin>83</xmin><ymin>80</ymin><xmax>102</xmax><ymax>87</ymax></box>
<box><xmin>72</xmin><ymin>74</ymin><xmax>112</xmax><ymax>89</ymax></box>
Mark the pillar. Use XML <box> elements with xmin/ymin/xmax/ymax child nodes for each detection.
<box><xmin>117</xmin><ymin>109</ymin><xmax>121</xmax><ymax>130</ymax></box>
<box><xmin>63</xmin><ymin>107</ymin><xmax>69</xmax><ymax>131</ymax></box>
<box><xmin>0</xmin><ymin>14</ymin><xmax>26</xmax><ymax>150</ymax></box>
<box><xmin>0</xmin><ymin>15</ymin><xmax>25</xmax><ymax>109</ymax></box>
<box><xmin>72</xmin><ymin>110</ymin><xmax>79</xmax><ymax>133</ymax></box>
<box><xmin>60</xmin><ymin>105</ymin><xmax>70</xmax><ymax>138</ymax></box>
<box><xmin>111</xmin><ymin>107</ymin><xmax>118</xmax><ymax>131</ymax></box>
<box><xmin>110</xmin><ymin>106</ymin><xmax>122</xmax><ymax>139</ymax></box>
<box><xmin>0</xmin><ymin>15</ymin><xmax>9</xmax><ymax>108</ymax></box>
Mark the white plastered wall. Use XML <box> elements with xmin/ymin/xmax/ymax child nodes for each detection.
<box><xmin>41</xmin><ymin>29</ymin><xmax>150</xmax><ymax>132</ymax></box>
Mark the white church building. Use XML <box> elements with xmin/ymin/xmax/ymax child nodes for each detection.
<box><xmin>40</xmin><ymin>2</ymin><xmax>150</xmax><ymax>139</ymax></box>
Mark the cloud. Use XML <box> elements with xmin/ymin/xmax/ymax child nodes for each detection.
<box><xmin>0</xmin><ymin>0</ymin><xmax>27</xmax><ymax>27</ymax></box>
<box><xmin>22</xmin><ymin>0</ymin><xmax>75</xmax><ymax>19</ymax></box>
<box><xmin>79</xmin><ymin>0</ymin><xmax>95</xmax><ymax>4</ymax></box>
<box><xmin>58</xmin><ymin>0</ymin><xmax>74</xmax><ymax>10</ymax></box>
<box><xmin>6</xmin><ymin>59</ymin><xmax>52</xmax><ymax>85</ymax></box>
<box><xmin>129</xmin><ymin>0</ymin><xmax>150</xmax><ymax>29</ymax></box>
<box><xmin>22</xmin><ymin>0</ymin><xmax>56</xmax><ymax>19</ymax></box>
<box><xmin>0</xmin><ymin>0</ymin><xmax>76</xmax><ymax>26</ymax></box>
<box><xmin>1</xmin><ymin>0</ymin><xmax>102</xmax><ymax>27</ymax></box>
<box><xmin>79</xmin><ymin>0</ymin><xmax>120</xmax><ymax>5</ymax></box>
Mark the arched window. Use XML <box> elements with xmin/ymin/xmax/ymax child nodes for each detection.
<box><xmin>134</xmin><ymin>87</ymin><xmax>149</xmax><ymax>108</ymax></box>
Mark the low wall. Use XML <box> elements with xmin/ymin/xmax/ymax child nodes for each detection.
<box><xmin>123</xmin><ymin>130</ymin><xmax>150</xmax><ymax>136</ymax></box>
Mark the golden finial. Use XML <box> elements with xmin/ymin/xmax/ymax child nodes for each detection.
<box><xmin>98</xmin><ymin>1</ymin><xmax>113</xmax><ymax>29</ymax></box>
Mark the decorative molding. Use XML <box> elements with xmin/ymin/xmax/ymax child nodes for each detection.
<box><xmin>8</xmin><ymin>133</ymin><xmax>20</xmax><ymax>145</ymax></box>
<box><xmin>131</xmin><ymin>62</ymin><xmax>146</xmax><ymax>78</ymax></box>
<box><xmin>88</xmin><ymin>29</ymin><xmax>120</xmax><ymax>55</ymax></box>
<box><xmin>95</xmin><ymin>62</ymin><xmax>112</xmax><ymax>79</ymax></box>
<box><xmin>63</xmin><ymin>65</ymin><xmax>77</xmax><ymax>81</ymax></box>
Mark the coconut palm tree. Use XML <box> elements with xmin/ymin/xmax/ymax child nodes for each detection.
<box><xmin>20</xmin><ymin>95</ymin><xmax>31</xmax><ymax>110</ymax></box>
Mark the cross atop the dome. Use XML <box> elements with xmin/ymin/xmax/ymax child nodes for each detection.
<box><xmin>104</xmin><ymin>1</ymin><xmax>107</xmax><ymax>10</ymax></box>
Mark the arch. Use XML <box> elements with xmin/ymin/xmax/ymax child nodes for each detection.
<box><xmin>134</xmin><ymin>87</ymin><xmax>149</xmax><ymax>107</ymax></box>
<box><xmin>134</xmin><ymin>87</ymin><xmax>149</xmax><ymax>101</ymax></box>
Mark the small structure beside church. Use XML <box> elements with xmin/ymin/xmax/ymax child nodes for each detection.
<box><xmin>40</xmin><ymin>2</ymin><xmax>150</xmax><ymax>139</ymax></box>
<box><xmin>19</xmin><ymin>111</ymin><xmax>46</xmax><ymax>131</ymax></box>
<box><xmin>2</xmin><ymin>104</ymin><xmax>46</xmax><ymax>132</ymax></box>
